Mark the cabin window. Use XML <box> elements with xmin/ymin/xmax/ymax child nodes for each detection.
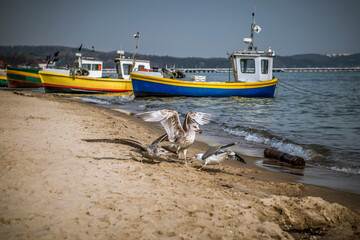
<box><xmin>240</xmin><ymin>59</ymin><xmax>255</xmax><ymax>73</ymax></box>
<box><xmin>82</xmin><ymin>64</ymin><xmax>91</xmax><ymax>70</ymax></box>
<box><xmin>92</xmin><ymin>64</ymin><xmax>101</xmax><ymax>71</ymax></box>
<box><xmin>123</xmin><ymin>64</ymin><xmax>133</xmax><ymax>75</ymax></box>
<box><xmin>261</xmin><ymin>60</ymin><xmax>269</xmax><ymax>74</ymax></box>
<box><xmin>138</xmin><ymin>65</ymin><xmax>145</xmax><ymax>70</ymax></box>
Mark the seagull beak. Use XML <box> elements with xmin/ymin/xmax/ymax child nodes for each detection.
<box><xmin>198</xmin><ymin>129</ymin><xmax>203</xmax><ymax>134</ymax></box>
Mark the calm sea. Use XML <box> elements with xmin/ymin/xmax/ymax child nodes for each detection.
<box><xmin>66</xmin><ymin>71</ymin><xmax>360</xmax><ymax>191</ymax></box>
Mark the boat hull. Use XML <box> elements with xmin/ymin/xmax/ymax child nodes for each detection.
<box><xmin>6</xmin><ymin>67</ymin><xmax>43</xmax><ymax>88</ymax></box>
<box><xmin>131</xmin><ymin>72</ymin><xmax>277</xmax><ymax>98</ymax></box>
<box><xmin>0</xmin><ymin>76</ymin><xmax>7</xmax><ymax>87</ymax></box>
<box><xmin>39</xmin><ymin>71</ymin><xmax>133</xmax><ymax>93</ymax></box>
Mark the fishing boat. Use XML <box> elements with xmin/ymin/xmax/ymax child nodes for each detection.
<box><xmin>130</xmin><ymin>12</ymin><xmax>278</xmax><ymax>98</ymax></box>
<box><xmin>0</xmin><ymin>69</ymin><xmax>7</xmax><ymax>87</ymax></box>
<box><xmin>39</xmin><ymin>33</ymin><xmax>151</xmax><ymax>93</ymax></box>
<box><xmin>39</xmin><ymin>50</ymin><xmax>150</xmax><ymax>93</ymax></box>
<box><xmin>5</xmin><ymin>58</ymin><xmax>58</xmax><ymax>88</ymax></box>
<box><xmin>5</xmin><ymin>66</ymin><xmax>43</xmax><ymax>88</ymax></box>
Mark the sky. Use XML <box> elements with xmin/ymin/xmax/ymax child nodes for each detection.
<box><xmin>0</xmin><ymin>0</ymin><xmax>359</xmax><ymax>58</ymax></box>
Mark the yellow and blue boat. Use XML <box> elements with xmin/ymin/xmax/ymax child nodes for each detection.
<box><xmin>131</xmin><ymin>12</ymin><xmax>278</xmax><ymax>98</ymax></box>
<box><xmin>131</xmin><ymin>71</ymin><xmax>277</xmax><ymax>98</ymax></box>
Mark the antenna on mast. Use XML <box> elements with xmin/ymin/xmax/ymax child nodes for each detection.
<box><xmin>245</xmin><ymin>12</ymin><xmax>261</xmax><ymax>51</ymax></box>
<box><xmin>132</xmin><ymin>32</ymin><xmax>140</xmax><ymax>71</ymax></box>
<box><xmin>249</xmin><ymin>12</ymin><xmax>255</xmax><ymax>51</ymax></box>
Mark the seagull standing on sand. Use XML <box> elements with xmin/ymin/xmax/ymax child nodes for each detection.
<box><xmin>83</xmin><ymin>134</ymin><xmax>169</xmax><ymax>162</ymax></box>
<box><xmin>136</xmin><ymin>109</ymin><xmax>212</xmax><ymax>166</ymax></box>
<box><xmin>193</xmin><ymin>142</ymin><xmax>247</xmax><ymax>170</ymax></box>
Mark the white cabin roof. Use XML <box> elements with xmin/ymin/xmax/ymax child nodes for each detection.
<box><xmin>232</xmin><ymin>50</ymin><xmax>275</xmax><ymax>58</ymax></box>
<box><xmin>115</xmin><ymin>58</ymin><xmax>150</xmax><ymax>64</ymax></box>
<box><xmin>81</xmin><ymin>58</ymin><xmax>102</xmax><ymax>65</ymax></box>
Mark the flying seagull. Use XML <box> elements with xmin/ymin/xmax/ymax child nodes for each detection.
<box><xmin>136</xmin><ymin>109</ymin><xmax>212</xmax><ymax>166</ymax></box>
<box><xmin>193</xmin><ymin>142</ymin><xmax>247</xmax><ymax>170</ymax></box>
<box><xmin>83</xmin><ymin>134</ymin><xmax>169</xmax><ymax>161</ymax></box>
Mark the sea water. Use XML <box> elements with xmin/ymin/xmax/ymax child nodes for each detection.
<box><xmin>65</xmin><ymin>71</ymin><xmax>360</xmax><ymax>192</ymax></box>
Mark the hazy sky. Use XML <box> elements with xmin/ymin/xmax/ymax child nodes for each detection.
<box><xmin>1</xmin><ymin>0</ymin><xmax>359</xmax><ymax>57</ymax></box>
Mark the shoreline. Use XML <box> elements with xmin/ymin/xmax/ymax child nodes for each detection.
<box><xmin>1</xmin><ymin>90</ymin><xmax>359</xmax><ymax>239</ymax></box>
<box><xmin>62</xmin><ymin>89</ymin><xmax>360</xmax><ymax>196</ymax></box>
<box><xmin>3</xmin><ymin>89</ymin><xmax>360</xmax><ymax>207</ymax></box>
<box><xmin>40</xmin><ymin>93</ymin><xmax>360</xmax><ymax>208</ymax></box>
<box><xmin>197</xmin><ymin>130</ymin><xmax>360</xmax><ymax>195</ymax></box>
<box><xmin>81</xmin><ymin>92</ymin><xmax>360</xmax><ymax>197</ymax></box>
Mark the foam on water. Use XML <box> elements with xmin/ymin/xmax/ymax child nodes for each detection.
<box><xmin>222</xmin><ymin>126</ymin><xmax>315</xmax><ymax>160</ymax></box>
<box><xmin>80</xmin><ymin>97</ymin><xmax>111</xmax><ymax>105</ymax></box>
<box><xmin>330</xmin><ymin>166</ymin><xmax>360</xmax><ymax>175</ymax></box>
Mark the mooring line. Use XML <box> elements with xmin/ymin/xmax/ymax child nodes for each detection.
<box><xmin>278</xmin><ymin>80</ymin><xmax>332</xmax><ymax>97</ymax></box>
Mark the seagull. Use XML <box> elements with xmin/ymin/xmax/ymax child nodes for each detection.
<box><xmin>193</xmin><ymin>142</ymin><xmax>247</xmax><ymax>170</ymax></box>
<box><xmin>83</xmin><ymin>134</ymin><xmax>169</xmax><ymax>162</ymax></box>
<box><xmin>136</xmin><ymin>109</ymin><xmax>212</xmax><ymax>167</ymax></box>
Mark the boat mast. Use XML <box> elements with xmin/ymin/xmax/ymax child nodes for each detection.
<box><xmin>248</xmin><ymin>12</ymin><xmax>255</xmax><ymax>51</ymax></box>
<box><xmin>132</xmin><ymin>32</ymin><xmax>140</xmax><ymax>71</ymax></box>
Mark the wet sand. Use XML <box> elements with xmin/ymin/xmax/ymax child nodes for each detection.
<box><xmin>0</xmin><ymin>90</ymin><xmax>359</xmax><ymax>239</ymax></box>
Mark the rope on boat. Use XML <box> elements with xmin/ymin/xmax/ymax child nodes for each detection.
<box><xmin>277</xmin><ymin>80</ymin><xmax>332</xmax><ymax>97</ymax></box>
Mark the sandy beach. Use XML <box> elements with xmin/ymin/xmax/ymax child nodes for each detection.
<box><xmin>0</xmin><ymin>90</ymin><xmax>359</xmax><ymax>240</ymax></box>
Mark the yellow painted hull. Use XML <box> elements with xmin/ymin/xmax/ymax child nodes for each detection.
<box><xmin>0</xmin><ymin>75</ymin><xmax>7</xmax><ymax>86</ymax></box>
<box><xmin>39</xmin><ymin>71</ymin><xmax>133</xmax><ymax>93</ymax></box>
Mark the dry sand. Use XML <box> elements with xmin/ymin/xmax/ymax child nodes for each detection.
<box><xmin>0</xmin><ymin>90</ymin><xmax>359</xmax><ymax>240</ymax></box>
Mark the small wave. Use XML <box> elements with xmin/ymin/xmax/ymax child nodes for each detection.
<box><xmin>78</xmin><ymin>93</ymin><xmax>134</xmax><ymax>106</ymax></box>
<box><xmin>114</xmin><ymin>95</ymin><xmax>135</xmax><ymax>102</ymax></box>
<box><xmin>330</xmin><ymin>166</ymin><xmax>360</xmax><ymax>175</ymax></box>
<box><xmin>138</xmin><ymin>104</ymin><xmax>147</xmax><ymax>110</ymax></box>
<box><xmin>80</xmin><ymin>97</ymin><xmax>111</xmax><ymax>105</ymax></box>
<box><xmin>223</xmin><ymin>127</ymin><xmax>315</xmax><ymax>160</ymax></box>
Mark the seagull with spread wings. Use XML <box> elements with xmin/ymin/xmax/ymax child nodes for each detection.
<box><xmin>136</xmin><ymin>109</ymin><xmax>212</xmax><ymax>166</ymax></box>
<box><xmin>193</xmin><ymin>142</ymin><xmax>247</xmax><ymax>170</ymax></box>
<box><xmin>83</xmin><ymin>134</ymin><xmax>169</xmax><ymax>161</ymax></box>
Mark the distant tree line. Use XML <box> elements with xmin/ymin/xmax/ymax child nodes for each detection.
<box><xmin>0</xmin><ymin>45</ymin><xmax>359</xmax><ymax>69</ymax></box>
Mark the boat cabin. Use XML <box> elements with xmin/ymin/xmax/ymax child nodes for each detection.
<box><xmin>231</xmin><ymin>49</ymin><xmax>275</xmax><ymax>83</ymax></box>
<box><xmin>76</xmin><ymin>53</ymin><xmax>103</xmax><ymax>78</ymax></box>
<box><xmin>230</xmin><ymin>12</ymin><xmax>276</xmax><ymax>83</ymax></box>
<box><xmin>115</xmin><ymin>50</ymin><xmax>151</xmax><ymax>79</ymax></box>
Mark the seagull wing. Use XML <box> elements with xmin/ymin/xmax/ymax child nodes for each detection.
<box><xmin>231</xmin><ymin>151</ymin><xmax>247</xmax><ymax>164</ymax></box>
<box><xmin>162</xmin><ymin>145</ymin><xmax>178</xmax><ymax>153</ymax></box>
<box><xmin>202</xmin><ymin>146</ymin><xmax>222</xmax><ymax>160</ymax></box>
<box><xmin>151</xmin><ymin>133</ymin><xmax>168</xmax><ymax>146</ymax></box>
<box><xmin>201</xmin><ymin>142</ymin><xmax>239</xmax><ymax>160</ymax></box>
<box><xmin>82</xmin><ymin>138</ymin><xmax>148</xmax><ymax>151</ymax></box>
<box><xmin>136</xmin><ymin>109</ymin><xmax>171</xmax><ymax>122</ymax></box>
<box><xmin>184</xmin><ymin>111</ymin><xmax>212</xmax><ymax>131</ymax></box>
<box><xmin>188</xmin><ymin>111</ymin><xmax>212</xmax><ymax>125</ymax></box>
<box><xmin>137</xmin><ymin>109</ymin><xmax>184</xmax><ymax>142</ymax></box>
<box><xmin>219</xmin><ymin>141</ymin><xmax>239</xmax><ymax>150</ymax></box>
<box><xmin>116</xmin><ymin>139</ymin><xmax>148</xmax><ymax>151</ymax></box>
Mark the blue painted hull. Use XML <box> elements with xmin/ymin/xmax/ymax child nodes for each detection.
<box><xmin>131</xmin><ymin>73</ymin><xmax>278</xmax><ymax>98</ymax></box>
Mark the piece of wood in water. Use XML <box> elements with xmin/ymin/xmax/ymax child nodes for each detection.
<box><xmin>264</xmin><ymin>148</ymin><xmax>305</xmax><ymax>166</ymax></box>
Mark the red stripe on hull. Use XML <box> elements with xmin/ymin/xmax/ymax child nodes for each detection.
<box><xmin>43</xmin><ymin>83</ymin><xmax>133</xmax><ymax>93</ymax></box>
